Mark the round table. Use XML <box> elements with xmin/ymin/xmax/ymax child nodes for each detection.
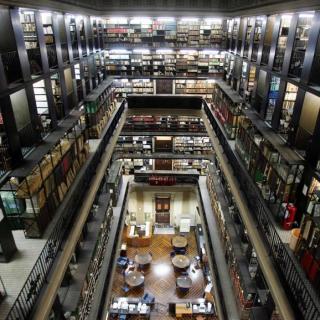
<box><xmin>125</xmin><ymin>271</ymin><xmax>145</xmax><ymax>287</ymax></box>
<box><xmin>172</xmin><ymin>255</ymin><xmax>191</xmax><ymax>269</ymax></box>
<box><xmin>134</xmin><ymin>253</ymin><xmax>152</xmax><ymax>265</ymax></box>
<box><xmin>172</xmin><ymin>236</ymin><xmax>188</xmax><ymax>248</ymax></box>
<box><xmin>176</xmin><ymin>275</ymin><xmax>192</xmax><ymax>289</ymax></box>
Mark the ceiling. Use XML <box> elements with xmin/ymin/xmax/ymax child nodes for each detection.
<box><xmin>1</xmin><ymin>0</ymin><xmax>320</xmax><ymax>16</ymax></box>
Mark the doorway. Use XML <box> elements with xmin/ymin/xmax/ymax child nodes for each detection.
<box><xmin>155</xmin><ymin>195</ymin><xmax>171</xmax><ymax>224</ymax></box>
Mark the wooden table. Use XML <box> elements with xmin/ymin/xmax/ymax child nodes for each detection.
<box><xmin>172</xmin><ymin>255</ymin><xmax>191</xmax><ymax>269</ymax></box>
<box><xmin>125</xmin><ymin>271</ymin><xmax>145</xmax><ymax>287</ymax></box>
<box><xmin>175</xmin><ymin>303</ymin><xmax>192</xmax><ymax>316</ymax></box>
<box><xmin>176</xmin><ymin>275</ymin><xmax>192</xmax><ymax>289</ymax></box>
<box><xmin>135</xmin><ymin>253</ymin><xmax>152</xmax><ymax>265</ymax></box>
<box><xmin>172</xmin><ymin>236</ymin><xmax>188</xmax><ymax>248</ymax></box>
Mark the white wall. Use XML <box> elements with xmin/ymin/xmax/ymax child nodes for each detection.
<box><xmin>128</xmin><ymin>187</ymin><xmax>198</xmax><ymax>226</ymax></box>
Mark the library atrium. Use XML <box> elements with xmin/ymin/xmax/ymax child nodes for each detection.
<box><xmin>0</xmin><ymin>0</ymin><xmax>320</xmax><ymax>319</ymax></box>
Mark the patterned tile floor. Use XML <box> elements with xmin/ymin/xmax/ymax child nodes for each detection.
<box><xmin>110</xmin><ymin>229</ymin><xmax>216</xmax><ymax>319</ymax></box>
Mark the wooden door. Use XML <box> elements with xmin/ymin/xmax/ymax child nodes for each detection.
<box><xmin>155</xmin><ymin>212</ymin><xmax>170</xmax><ymax>224</ymax></box>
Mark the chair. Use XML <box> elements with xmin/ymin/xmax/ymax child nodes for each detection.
<box><xmin>117</xmin><ymin>257</ymin><xmax>128</xmax><ymax>269</ymax></box>
<box><xmin>181</xmin><ymin>271</ymin><xmax>189</xmax><ymax>276</ymax></box>
<box><xmin>170</xmin><ymin>251</ymin><xmax>176</xmax><ymax>258</ymax></box>
<box><xmin>174</xmin><ymin>247</ymin><xmax>186</xmax><ymax>255</ymax></box>
<box><xmin>142</xmin><ymin>292</ymin><xmax>155</xmax><ymax>304</ymax></box>
<box><xmin>121</xmin><ymin>284</ymin><xmax>130</xmax><ymax>293</ymax></box>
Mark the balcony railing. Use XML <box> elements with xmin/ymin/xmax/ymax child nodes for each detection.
<box><xmin>6</xmin><ymin>101</ymin><xmax>125</xmax><ymax>320</ymax></box>
<box><xmin>204</xmin><ymin>101</ymin><xmax>320</xmax><ymax>320</ymax></box>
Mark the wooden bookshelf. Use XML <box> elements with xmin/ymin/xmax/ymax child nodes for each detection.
<box><xmin>104</xmin><ymin>49</ymin><xmax>225</xmax><ymax>77</ymax></box>
<box><xmin>113</xmin><ymin>79</ymin><xmax>154</xmax><ymax>99</ymax></box>
<box><xmin>235</xmin><ymin>111</ymin><xmax>304</xmax><ymax>220</ymax></box>
<box><xmin>84</xmin><ymin>79</ymin><xmax>116</xmax><ymax>139</ymax></box>
<box><xmin>212</xmin><ymin>81</ymin><xmax>243</xmax><ymax>139</ymax></box>
<box><xmin>175</xmin><ymin>79</ymin><xmax>215</xmax><ymax>101</ymax></box>
<box><xmin>207</xmin><ymin>166</ymin><xmax>257</xmax><ymax>317</ymax></box>
<box><xmin>123</xmin><ymin>115</ymin><xmax>207</xmax><ymax>133</ymax></box>
<box><xmin>103</xmin><ymin>17</ymin><xmax>227</xmax><ymax>50</ymax></box>
<box><xmin>174</xmin><ymin>136</ymin><xmax>212</xmax><ymax>155</ymax></box>
<box><xmin>0</xmin><ymin>117</ymin><xmax>89</xmax><ymax>237</ymax></box>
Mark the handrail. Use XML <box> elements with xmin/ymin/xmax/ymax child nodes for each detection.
<box><xmin>5</xmin><ymin>101</ymin><xmax>125</xmax><ymax>320</ymax></box>
<box><xmin>31</xmin><ymin>103</ymin><xmax>127</xmax><ymax>320</ymax></box>
<box><xmin>203</xmin><ymin>100</ymin><xmax>320</xmax><ymax>320</ymax></box>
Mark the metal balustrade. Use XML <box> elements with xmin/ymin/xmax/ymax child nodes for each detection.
<box><xmin>203</xmin><ymin>101</ymin><xmax>320</xmax><ymax>320</ymax></box>
<box><xmin>5</xmin><ymin>101</ymin><xmax>125</xmax><ymax>320</ymax></box>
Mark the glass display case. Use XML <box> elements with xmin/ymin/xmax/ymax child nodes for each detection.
<box><xmin>0</xmin><ymin>118</ymin><xmax>88</xmax><ymax>237</ymax></box>
<box><xmin>212</xmin><ymin>81</ymin><xmax>243</xmax><ymax>139</ymax></box>
<box><xmin>235</xmin><ymin>112</ymin><xmax>304</xmax><ymax>221</ymax></box>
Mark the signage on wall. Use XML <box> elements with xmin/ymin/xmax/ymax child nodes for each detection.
<box><xmin>149</xmin><ymin>175</ymin><xmax>176</xmax><ymax>186</ymax></box>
